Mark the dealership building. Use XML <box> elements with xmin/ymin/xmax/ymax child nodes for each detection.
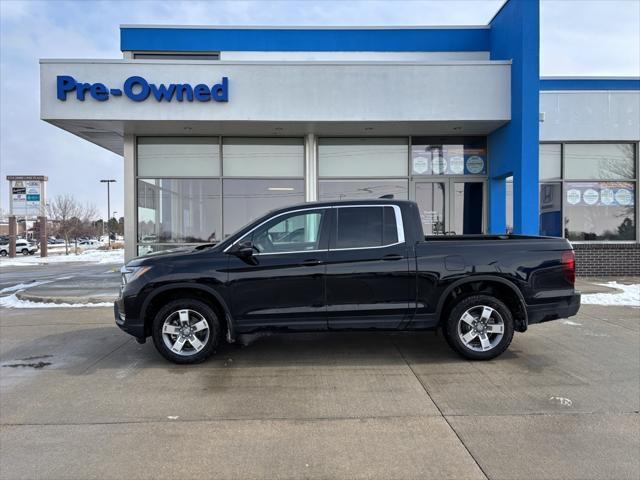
<box><xmin>39</xmin><ymin>0</ymin><xmax>639</xmax><ymax>275</ymax></box>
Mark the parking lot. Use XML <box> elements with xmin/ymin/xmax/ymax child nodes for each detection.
<box><xmin>1</xmin><ymin>272</ymin><xmax>639</xmax><ymax>480</ymax></box>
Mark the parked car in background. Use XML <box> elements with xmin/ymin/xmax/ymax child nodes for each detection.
<box><xmin>0</xmin><ymin>239</ymin><xmax>38</xmax><ymax>256</ymax></box>
<box><xmin>78</xmin><ymin>239</ymin><xmax>101</xmax><ymax>250</ymax></box>
<box><xmin>115</xmin><ymin>199</ymin><xmax>580</xmax><ymax>364</ymax></box>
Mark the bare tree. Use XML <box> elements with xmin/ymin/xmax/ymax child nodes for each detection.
<box><xmin>46</xmin><ymin>195</ymin><xmax>98</xmax><ymax>254</ymax></box>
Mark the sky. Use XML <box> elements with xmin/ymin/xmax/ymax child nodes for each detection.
<box><xmin>1</xmin><ymin>0</ymin><xmax>639</xmax><ymax>220</ymax></box>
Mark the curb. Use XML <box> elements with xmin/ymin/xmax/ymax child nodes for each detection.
<box><xmin>15</xmin><ymin>291</ymin><xmax>117</xmax><ymax>305</ymax></box>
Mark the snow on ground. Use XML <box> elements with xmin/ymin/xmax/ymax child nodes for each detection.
<box><xmin>0</xmin><ymin>293</ymin><xmax>112</xmax><ymax>309</ymax></box>
<box><xmin>581</xmin><ymin>282</ymin><xmax>640</xmax><ymax>307</ymax></box>
<box><xmin>0</xmin><ymin>249</ymin><xmax>124</xmax><ymax>267</ymax></box>
<box><xmin>0</xmin><ymin>280</ymin><xmax>53</xmax><ymax>294</ymax></box>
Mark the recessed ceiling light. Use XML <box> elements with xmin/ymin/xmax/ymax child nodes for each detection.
<box><xmin>268</xmin><ymin>187</ymin><xmax>295</xmax><ymax>191</ymax></box>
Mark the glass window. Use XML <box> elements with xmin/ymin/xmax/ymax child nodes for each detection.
<box><xmin>222</xmin><ymin>138</ymin><xmax>304</xmax><ymax>177</ymax></box>
<box><xmin>334</xmin><ymin>206</ymin><xmax>398</xmax><ymax>249</ymax></box>
<box><xmin>137</xmin><ymin>137</ymin><xmax>220</xmax><ymax>177</ymax></box>
<box><xmin>246</xmin><ymin>211</ymin><xmax>324</xmax><ymax>254</ymax></box>
<box><xmin>137</xmin><ymin>178</ymin><xmax>221</xmax><ymax>244</ymax></box>
<box><xmin>539</xmin><ymin>144</ymin><xmax>561</xmax><ymax>180</ymax></box>
<box><xmin>539</xmin><ymin>183</ymin><xmax>562</xmax><ymax>237</ymax></box>
<box><xmin>564</xmin><ymin>144</ymin><xmax>635</xmax><ymax>180</ymax></box>
<box><xmin>505</xmin><ymin>177</ymin><xmax>514</xmax><ymax>234</ymax></box>
<box><xmin>318</xmin><ymin>180</ymin><xmax>408</xmax><ymax>201</ymax></box>
<box><xmin>223</xmin><ymin>179</ymin><xmax>305</xmax><ymax>236</ymax></box>
<box><xmin>564</xmin><ymin>182</ymin><xmax>635</xmax><ymax>241</ymax></box>
<box><xmin>411</xmin><ymin>137</ymin><xmax>487</xmax><ymax>176</ymax></box>
<box><xmin>318</xmin><ymin>138</ymin><xmax>408</xmax><ymax>177</ymax></box>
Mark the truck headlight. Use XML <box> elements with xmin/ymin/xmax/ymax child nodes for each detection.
<box><xmin>121</xmin><ymin>265</ymin><xmax>151</xmax><ymax>285</ymax></box>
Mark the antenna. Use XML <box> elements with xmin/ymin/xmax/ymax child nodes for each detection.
<box><xmin>379</xmin><ymin>194</ymin><xmax>394</xmax><ymax>199</ymax></box>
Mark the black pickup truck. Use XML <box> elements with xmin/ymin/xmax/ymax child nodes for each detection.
<box><xmin>116</xmin><ymin>200</ymin><xmax>580</xmax><ymax>364</ymax></box>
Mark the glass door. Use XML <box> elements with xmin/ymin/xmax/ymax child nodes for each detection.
<box><xmin>414</xmin><ymin>181</ymin><xmax>447</xmax><ymax>235</ymax></box>
<box><xmin>451</xmin><ymin>181</ymin><xmax>485</xmax><ymax>234</ymax></box>
<box><xmin>414</xmin><ymin>180</ymin><xmax>485</xmax><ymax>235</ymax></box>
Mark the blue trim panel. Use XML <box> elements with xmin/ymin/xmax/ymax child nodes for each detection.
<box><xmin>540</xmin><ymin>79</ymin><xmax>640</xmax><ymax>91</ymax></box>
<box><xmin>120</xmin><ymin>27</ymin><xmax>490</xmax><ymax>52</ymax></box>
<box><xmin>488</xmin><ymin>0</ymin><xmax>540</xmax><ymax>236</ymax></box>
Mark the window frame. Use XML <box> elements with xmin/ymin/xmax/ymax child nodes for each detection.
<box><xmin>330</xmin><ymin>205</ymin><xmax>405</xmax><ymax>251</ymax></box>
<box><xmin>135</xmin><ymin>135</ymin><xmax>306</xmax><ymax>255</ymax></box>
<box><xmin>539</xmin><ymin>141</ymin><xmax>639</xmax><ymax>244</ymax></box>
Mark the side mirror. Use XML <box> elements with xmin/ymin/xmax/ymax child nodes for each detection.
<box><xmin>231</xmin><ymin>241</ymin><xmax>255</xmax><ymax>258</ymax></box>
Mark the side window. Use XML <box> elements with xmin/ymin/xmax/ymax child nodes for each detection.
<box><xmin>335</xmin><ymin>206</ymin><xmax>399</xmax><ymax>249</ymax></box>
<box><xmin>248</xmin><ymin>210</ymin><xmax>324</xmax><ymax>254</ymax></box>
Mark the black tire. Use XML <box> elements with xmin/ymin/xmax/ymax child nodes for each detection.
<box><xmin>21</xmin><ymin>249</ymin><xmax>29</xmax><ymax>256</ymax></box>
<box><xmin>443</xmin><ymin>294</ymin><xmax>514</xmax><ymax>361</ymax></box>
<box><xmin>152</xmin><ymin>298</ymin><xmax>221</xmax><ymax>364</ymax></box>
<box><xmin>28</xmin><ymin>251</ymin><xmax>35</xmax><ymax>255</ymax></box>
<box><xmin>0</xmin><ymin>250</ymin><xmax>6</xmax><ymax>256</ymax></box>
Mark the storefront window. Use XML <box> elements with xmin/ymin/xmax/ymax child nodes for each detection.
<box><xmin>564</xmin><ymin>182</ymin><xmax>636</xmax><ymax>241</ymax></box>
<box><xmin>539</xmin><ymin>183</ymin><xmax>562</xmax><ymax>237</ymax></box>
<box><xmin>564</xmin><ymin>144</ymin><xmax>635</xmax><ymax>180</ymax></box>
<box><xmin>137</xmin><ymin>178</ymin><xmax>222</xmax><ymax>244</ymax></box>
<box><xmin>411</xmin><ymin>137</ymin><xmax>487</xmax><ymax>176</ymax></box>
<box><xmin>539</xmin><ymin>144</ymin><xmax>561</xmax><ymax>180</ymax></box>
<box><xmin>318</xmin><ymin>138</ymin><xmax>408</xmax><ymax>177</ymax></box>
<box><xmin>318</xmin><ymin>180</ymin><xmax>408</xmax><ymax>201</ymax></box>
<box><xmin>137</xmin><ymin>137</ymin><xmax>220</xmax><ymax>177</ymax></box>
<box><xmin>223</xmin><ymin>138</ymin><xmax>304</xmax><ymax>177</ymax></box>
<box><xmin>222</xmin><ymin>179</ymin><xmax>305</xmax><ymax>236</ymax></box>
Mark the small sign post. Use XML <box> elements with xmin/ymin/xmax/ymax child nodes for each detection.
<box><xmin>6</xmin><ymin>175</ymin><xmax>48</xmax><ymax>257</ymax></box>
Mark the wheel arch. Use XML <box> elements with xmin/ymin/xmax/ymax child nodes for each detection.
<box><xmin>140</xmin><ymin>283</ymin><xmax>236</xmax><ymax>342</ymax></box>
<box><xmin>436</xmin><ymin>275</ymin><xmax>528</xmax><ymax>332</ymax></box>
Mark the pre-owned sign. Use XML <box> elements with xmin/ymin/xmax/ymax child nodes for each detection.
<box><xmin>56</xmin><ymin>75</ymin><xmax>229</xmax><ymax>103</ymax></box>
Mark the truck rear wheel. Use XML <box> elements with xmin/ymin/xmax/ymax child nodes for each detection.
<box><xmin>444</xmin><ymin>294</ymin><xmax>514</xmax><ymax>360</ymax></box>
<box><xmin>151</xmin><ymin>298</ymin><xmax>220</xmax><ymax>364</ymax></box>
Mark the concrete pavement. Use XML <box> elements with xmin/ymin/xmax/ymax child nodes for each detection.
<box><xmin>1</xmin><ymin>297</ymin><xmax>638</xmax><ymax>479</ymax></box>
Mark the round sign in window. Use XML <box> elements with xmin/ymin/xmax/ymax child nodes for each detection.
<box><xmin>412</xmin><ymin>155</ymin><xmax>430</xmax><ymax>175</ymax></box>
<box><xmin>615</xmin><ymin>188</ymin><xmax>633</xmax><ymax>206</ymax></box>
<box><xmin>583</xmin><ymin>188</ymin><xmax>599</xmax><ymax>205</ymax></box>
<box><xmin>466</xmin><ymin>156</ymin><xmax>485</xmax><ymax>174</ymax></box>
<box><xmin>566</xmin><ymin>189</ymin><xmax>581</xmax><ymax>205</ymax></box>
<box><xmin>449</xmin><ymin>156</ymin><xmax>464</xmax><ymax>175</ymax></box>
<box><xmin>432</xmin><ymin>158</ymin><xmax>447</xmax><ymax>175</ymax></box>
<box><xmin>600</xmin><ymin>188</ymin><xmax>615</xmax><ymax>205</ymax></box>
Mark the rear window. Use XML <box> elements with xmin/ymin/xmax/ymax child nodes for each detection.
<box><xmin>335</xmin><ymin>206</ymin><xmax>398</xmax><ymax>249</ymax></box>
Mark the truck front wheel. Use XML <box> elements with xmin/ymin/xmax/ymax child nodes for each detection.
<box><xmin>444</xmin><ymin>295</ymin><xmax>514</xmax><ymax>360</ymax></box>
<box><xmin>151</xmin><ymin>298</ymin><xmax>221</xmax><ymax>364</ymax></box>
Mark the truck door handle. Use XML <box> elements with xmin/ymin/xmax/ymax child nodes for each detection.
<box><xmin>382</xmin><ymin>254</ymin><xmax>403</xmax><ymax>261</ymax></box>
<box><xmin>301</xmin><ymin>259</ymin><xmax>322</xmax><ymax>266</ymax></box>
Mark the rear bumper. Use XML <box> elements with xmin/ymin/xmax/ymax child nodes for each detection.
<box><xmin>526</xmin><ymin>293</ymin><xmax>581</xmax><ymax>325</ymax></box>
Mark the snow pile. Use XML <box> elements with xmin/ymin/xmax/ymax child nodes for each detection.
<box><xmin>581</xmin><ymin>282</ymin><xmax>640</xmax><ymax>307</ymax></box>
<box><xmin>0</xmin><ymin>293</ymin><xmax>112</xmax><ymax>309</ymax></box>
<box><xmin>0</xmin><ymin>280</ymin><xmax>53</xmax><ymax>294</ymax></box>
<box><xmin>0</xmin><ymin>249</ymin><xmax>124</xmax><ymax>267</ymax></box>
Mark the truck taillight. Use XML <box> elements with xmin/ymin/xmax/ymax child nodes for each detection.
<box><xmin>562</xmin><ymin>251</ymin><xmax>576</xmax><ymax>285</ymax></box>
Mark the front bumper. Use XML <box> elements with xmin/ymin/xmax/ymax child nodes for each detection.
<box><xmin>526</xmin><ymin>293</ymin><xmax>581</xmax><ymax>325</ymax></box>
<box><xmin>114</xmin><ymin>299</ymin><xmax>145</xmax><ymax>339</ymax></box>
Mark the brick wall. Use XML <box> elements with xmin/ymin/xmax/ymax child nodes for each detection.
<box><xmin>573</xmin><ymin>243</ymin><xmax>640</xmax><ymax>276</ymax></box>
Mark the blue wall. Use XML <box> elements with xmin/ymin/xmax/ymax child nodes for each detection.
<box><xmin>488</xmin><ymin>0</ymin><xmax>540</xmax><ymax>235</ymax></box>
<box><xmin>121</xmin><ymin>27</ymin><xmax>490</xmax><ymax>52</ymax></box>
<box><xmin>540</xmin><ymin>78</ymin><xmax>640</xmax><ymax>90</ymax></box>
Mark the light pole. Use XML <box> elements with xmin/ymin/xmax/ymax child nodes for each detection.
<box><xmin>100</xmin><ymin>179</ymin><xmax>116</xmax><ymax>247</ymax></box>
<box><xmin>113</xmin><ymin>211</ymin><xmax>118</xmax><ymax>240</ymax></box>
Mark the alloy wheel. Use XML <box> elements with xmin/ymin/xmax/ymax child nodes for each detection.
<box><xmin>456</xmin><ymin>305</ymin><xmax>505</xmax><ymax>352</ymax></box>
<box><xmin>161</xmin><ymin>309</ymin><xmax>210</xmax><ymax>357</ymax></box>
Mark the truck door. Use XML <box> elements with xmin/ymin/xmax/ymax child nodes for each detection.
<box><xmin>226</xmin><ymin>207</ymin><xmax>329</xmax><ymax>330</ymax></box>
<box><xmin>326</xmin><ymin>205</ymin><xmax>412</xmax><ymax>329</ymax></box>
